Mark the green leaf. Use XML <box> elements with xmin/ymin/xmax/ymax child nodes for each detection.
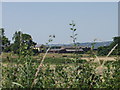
<box><xmin>70</xmin><ymin>28</ymin><xmax>73</xmax><ymax>30</ymax></box>
<box><xmin>53</xmin><ymin>35</ymin><xmax>55</xmax><ymax>38</ymax></box>
<box><xmin>49</xmin><ymin>35</ymin><xmax>52</xmax><ymax>37</ymax></box>
<box><xmin>12</xmin><ymin>82</ymin><xmax>24</xmax><ymax>88</ymax></box>
<box><xmin>75</xmin><ymin>34</ymin><xmax>77</xmax><ymax>36</ymax></box>
<box><xmin>24</xmin><ymin>46</ymin><xmax>28</xmax><ymax>49</ymax></box>
<box><xmin>74</xmin><ymin>29</ymin><xmax>76</xmax><ymax>31</ymax></box>
<box><xmin>73</xmin><ymin>24</ymin><xmax>75</xmax><ymax>26</ymax></box>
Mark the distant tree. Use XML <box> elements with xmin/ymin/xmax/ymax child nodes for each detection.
<box><xmin>97</xmin><ymin>36</ymin><xmax>120</xmax><ymax>56</ymax></box>
<box><xmin>97</xmin><ymin>46</ymin><xmax>110</xmax><ymax>56</ymax></box>
<box><xmin>11</xmin><ymin>31</ymin><xmax>22</xmax><ymax>54</ymax></box>
<box><xmin>12</xmin><ymin>31</ymin><xmax>37</xmax><ymax>56</ymax></box>
<box><xmin>0</xmin><ymin>28</ymin><xmax>10</xmax><ymax>52</ymax></box>
<box><xmin>109</xmin><ymin>36</ymin><xmax>120</xmax><ymax>55</ymax></box>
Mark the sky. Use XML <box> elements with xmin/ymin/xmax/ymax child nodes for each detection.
<box><xmin>0</xmin><ymin>2</ymin><xmax>2</xmax><ymax>28</ymax></box>
<box><xmin>2</xmin><ymin>2</ymin><xmax>118</xmax><ymax>44</ymax></box>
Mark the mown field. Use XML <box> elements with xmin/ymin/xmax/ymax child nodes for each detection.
<box><xmin>1</xmin><ymin>53</ymin><xmax>120</xmax><ymax>88</ymax></box>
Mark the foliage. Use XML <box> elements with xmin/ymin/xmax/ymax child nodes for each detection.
<box><xmin>11</xmin><ymin>31</ymin><xmax>37</xmax><ymax>56</ymax></box>
<box><xmin>42</xmin><ymin>57</ymin><xmax>86</xmax><ymax>64</ymax></box>
<box><xmin>0</xmin><ymin>28</ymin><xmax>10</xmax><ymax>52</ymax></box>
<box><xmin>110</xmin><ymin>36</ymin><xmax>120</xmax><ymax>55</ymax></box>
<box><xmin>39</xmin><ymin>44</ymin><xmax>47</xmax><ymax>53</ymax></box>
<box><xmin>2</xmin><ymin>56</ymin><xmax>120</xmax><ymax>88</ymax></box>
<box><xmin>97</xmin><ymin>46</ymin><xmax>110</xmax><ymax>56</ymax></box>
<box><xmin>97</xmin><ymin>36</ymin><xmax>120</xmax><ymax>56</ymax></box>
<box><xmin>31</xmin><ymin>34</ymin><xmax>55</xmax><ymax>87</ymax></box>
<box><xmin>46</xmin><ymin>35</ymin><xmax>55</xmax><ymax>45</ymax></box>
<box><xmin>69</xmin><ymin>20</ymin><xmax>77</xmax><ymax>46</ymax></box>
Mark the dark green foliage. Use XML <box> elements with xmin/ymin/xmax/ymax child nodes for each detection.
<box><xmin>11</xmin><ymin>31</ymin><xmax>37</xmax><ymax>56</ymax></box>
<box><xmin>2</xmin><ymin>56</ymin><xmax>38</xmax><ymax>88</ymax></box>
<box><xmin>111</xmin><ymin>36</ymin><xmax>120</xmax><ymax>55</ymax></box>
<box><xmin>43</xmin><ymin>57</ymin><xmax>67</xmax><ymax>64</ymax></box>
<box><xmin>42</xmin><ymin>57</ymin><xmax>86</xmax><ymax>64</ymax></box>
<box><xmin>97</xmin><ymin>36</ymin><xmax>120</xmax><ymax>56</ymax></box>
<box><xmin>32</xmin><ymin>49</ymin><xmax>39</xmax><ymax>55</ymax></box>
<box><xmin>98</xmin><ymin>58</ymin><xmax>120</xmax><ymax>88</ymax></box>
<box><xmin>97</xmin><ymin>46</ymin><xmax>110</xmax><ymax>56</ymax></box>
<box><xmin>69</xmin><ymin>20</ymin><xmax>77</xmax><ymax>46</ymax></box>
<box><xmin>0</xmin><ymin>28</ymin><xmax>10</xmax><ymax>52</ymax></box>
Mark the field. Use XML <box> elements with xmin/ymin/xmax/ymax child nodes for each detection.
<box><xmin>1</xmin><ymin>2</ymin><xmax>120</xmax><ymax>88</ymax></box>
<box><xmin>1</xmin><ymin>52</ymin><xmax>120</xmax><ymax>88</ymax></box>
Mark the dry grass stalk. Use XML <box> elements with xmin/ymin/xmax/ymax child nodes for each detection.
<box><xmin>94</xmin><ymin>54</ymin><xmax>101</xmax><ymax>65</ymax></box>
<box><xmin>95</xmin><ymin>44</ymin><xmax>118</xmax><ymax>75</ymax></box>
<box><xmin>31</xmin><ymin>47</ymin><xmax>51</xmax><ymax>88</ymax></box>
<box><xmin>102</xmin><ymin>44</ymin><xmax>118</xmax><ymax>66</ymax></box>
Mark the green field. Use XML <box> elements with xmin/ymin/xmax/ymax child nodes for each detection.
<box><xmin>1</xmin><ymin>52</ymin><xmax>120</xmax><ymax>88</ymax></box>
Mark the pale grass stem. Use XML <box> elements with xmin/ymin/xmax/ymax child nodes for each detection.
<box><xmin>95</xmin><ymin>44</ymin><xmax>118</xmax><ymax>75</ymax></box>
<box><xmin>102</xmin><ymin>44</ymin><xmax>118</xmax><ymax>66</ymax></box>
<box><xmin>31</xmin><ymin>47</ymin><xmax>51</xmax><ymax>88</ymax></box>
<box><xmin>94</xmin><ymin>54</ymin><xmax>101</xmax><ymax>65</ymax></box>
<box><xmin>95</xmin><ymin>44</ymin><xmax>118</xmax><ymax>67</ymax></box>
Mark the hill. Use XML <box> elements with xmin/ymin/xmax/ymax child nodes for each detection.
<box><xmin>48</xmin><ymin>41</ymin><xmax>112</xmax><ymax>49</ymax></box>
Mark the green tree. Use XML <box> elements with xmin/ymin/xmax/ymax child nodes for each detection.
<box><xmin>97</xmin><ymin>36</ymin><xmax>120</xmax><ymax>56</ymax></box>
<box><xmin>109</xmin><ymin>36</ymin><xmax>120</xmax><ymax>55</ymax></box>
<box><xmin>0</xmin><ymin>28</ymin><xmax>10</xmax><ymax>52</ymax></box>
<box><xmin>97</xmin><ymin>46</ymin><xmax>110</xmax><ymax>56</ymax></box>
<box><xmin>11</xmin><ymin>31</ymin><xmax>22</xmax><ymax>54</ymax></box>
<box><xmin>12</xmin><ymin>31</ymin><xmax>37</xmax><ymax>56</ymax></box>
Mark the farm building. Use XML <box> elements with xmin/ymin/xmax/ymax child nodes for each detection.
<box><xmin>59</xmin><ymin>46</ymin><xmax>91</xmax><ymax>53</ymax></box>
<box><xmin>33</xmin><ymin>44</ymin><xmax>46</xmax><ymax>53</ymax></box>
<box><xmin>34</xmin><ymin>45</ymin><xmax>91</xmax><ymax>53</ymax></box>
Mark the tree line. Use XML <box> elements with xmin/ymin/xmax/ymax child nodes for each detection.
<box><xmin>97</xmin><ymin>36</ymin><xmax>120</xmax><ymax>56</ymax></box>
<box><xmin>0</xmin><ymin>28</ymin><xmax>120</xmax><ymax>56</ymax></box>
<box><xmin>0</xmin><ymin>28</ymin><xmax>38</xmax><ymax>56</ymax></box>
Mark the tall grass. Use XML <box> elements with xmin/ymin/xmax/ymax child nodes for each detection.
<box><xmin>1</xmin><ymin>41</ymin><xmax>120</xmax><ymax>88</ymax></box>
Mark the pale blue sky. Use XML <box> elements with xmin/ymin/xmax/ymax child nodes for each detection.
<box><xmin>0</xmin><ymin>2</ymin><xmax>2</xmax><ymax>28</ymax></box>
<box><xmin>2</xmin><ymin>2</ymin><xmax>118</xmax><ymax>44</ymax></box>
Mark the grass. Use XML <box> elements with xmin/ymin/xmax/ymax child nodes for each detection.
<box><xmin>2</xmin><ymin>55</ymin><xmax>87</xmax><ymax>67</ymax></box>
<box><xmin>1</xmin><ymin>52</ymin><xmax>120</xmax><ymax>88</ymax></box>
